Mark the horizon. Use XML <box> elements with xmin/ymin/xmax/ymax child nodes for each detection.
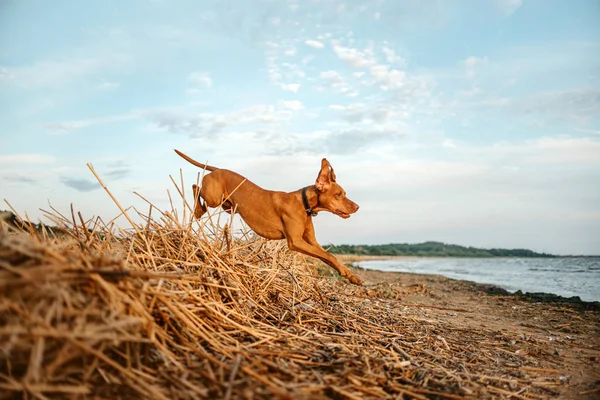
<box><xmin>1</xmin><ymin>0</ymin><xmax>599</xmax><ymax>255</ymax></box>
<box><xmin>2</xmin><ymin>208</ymin><xmax>597</xmax><ymax>257</ymax></box>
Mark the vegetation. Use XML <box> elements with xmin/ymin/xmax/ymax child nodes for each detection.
<box><xmin>327</xmin><ymin>241</ymin><xmax>555</xmax><ymax>258</ymax></box>
<box><xmin>3</xmin><ymin>210</ymin><xmax>555</xmax><ymax>258</ymax></box>
<box><xmin>0</xmin><ymin>178</ymin><xmax>571</xmax><ymax>399</ymax></box>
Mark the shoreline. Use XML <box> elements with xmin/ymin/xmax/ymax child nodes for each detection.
<box><xmin>341</xmin><ymin>266</ymin><xmax>600</xmax><ymax>398</ymax></box>
<box><xmin>359</xmin><ymin>269</ymin><xmax>600</xmax><ymax>311</ymax></box>
<box><xmin>337</xmin><ymin>254</ymin><xmax>600</xmax><ymax>308</ymax></box>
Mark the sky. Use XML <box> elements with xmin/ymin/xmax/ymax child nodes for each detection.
<box><xmin>1</xmin><ymin>0</ymin><xmax>599</xmax><ymax>255</ymax></box>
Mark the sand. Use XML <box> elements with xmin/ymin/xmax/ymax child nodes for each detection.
<box><xmin>346</xmin><ymin>264</ymin><xmax>600</xmax><ymax>399</ymax></box>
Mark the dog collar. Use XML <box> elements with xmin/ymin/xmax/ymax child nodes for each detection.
<box><xmin>302</xmin><ymin>186</ymin><xmax>318</xmax><ymax>217</ymax></box>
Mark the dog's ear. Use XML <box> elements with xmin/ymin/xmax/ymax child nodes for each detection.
<box><xmin>329</xmin><ymin>162</ymin><xmax>337</xmax><ymax>182</ymax></box>
<box><xmin>315</xmin><ymin>158</ymin><xmax>333</xmax><ymax>192</ymax></box>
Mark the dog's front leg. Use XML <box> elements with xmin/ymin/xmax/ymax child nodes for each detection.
<box><xmin>284</xmin><ymin>225</ymin><xmax>363</xmax><ymax>285</ymax></box>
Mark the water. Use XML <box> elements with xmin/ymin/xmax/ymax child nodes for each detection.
<box><xmin>355</xmin><ymin>257</ymin><xmax>600</xmax><ymax>302</ymax></box>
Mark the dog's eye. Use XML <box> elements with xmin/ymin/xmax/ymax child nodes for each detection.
<box><xmin>336</xmin><ymin>193</ymin><xmax>342</xmax><ymax>198</ymax></box>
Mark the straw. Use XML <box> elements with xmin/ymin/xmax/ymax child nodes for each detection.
<box><xmin>0</xmin><ymin>172</ymin><xmax>591</xmax><ymax>400</ymax></box>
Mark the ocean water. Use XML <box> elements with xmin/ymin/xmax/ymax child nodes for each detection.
<box><xmin>355</xmin><ymin>257</ymin><xmax>600</xmax><ymax>302</ymax></box>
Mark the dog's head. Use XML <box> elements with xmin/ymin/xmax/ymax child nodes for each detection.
<box><xmin>314</xmin><ymin>158</ymin><xmax>359</xmax><ymax>218</ymax></box>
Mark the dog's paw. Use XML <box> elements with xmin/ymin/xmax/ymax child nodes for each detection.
<box><xmin>348</xmin><ymin>275</ymin><xmax>364</xmax><ymax>286</ymax></box>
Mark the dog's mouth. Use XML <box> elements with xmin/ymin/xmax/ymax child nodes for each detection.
<box><xmin>335</xmin><ymin>210</ymin><xmax>351</xmax><ymax>219</ymax></box>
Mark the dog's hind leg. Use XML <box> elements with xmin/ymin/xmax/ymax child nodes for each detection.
<box><xmin>192</xmin><ymin>184</ymin><xmax>208</xmax><ymax>219</ymax></box>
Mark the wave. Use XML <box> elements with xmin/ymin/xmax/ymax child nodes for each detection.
<box><xmin>528</xmin><ymin>268</ymin><xmax>593</xmax><ymax>273</ymax></box>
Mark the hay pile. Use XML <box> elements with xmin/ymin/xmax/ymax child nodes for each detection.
<box><xmin>0</xmin><ymin>174</ymin><xmax>576</xmax><ymax>399</ymax></box>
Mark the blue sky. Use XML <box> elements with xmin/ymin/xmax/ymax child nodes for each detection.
<box><xmin>1</xmin><ymin>0</ymin><xmax>599</xmax><ymax>254</ymax></box>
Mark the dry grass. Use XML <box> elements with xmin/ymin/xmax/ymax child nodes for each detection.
<box><xmin>0</xmin><ymin>170</ymin><xmax>581</xmax><ymax>399</ymax></box>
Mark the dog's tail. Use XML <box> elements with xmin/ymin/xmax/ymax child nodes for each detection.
<box><xmin>174</xmin><ymin>149</ymin><xmax>218</xmax><ymax>172</ymax></box>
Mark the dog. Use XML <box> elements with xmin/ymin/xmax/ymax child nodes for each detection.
<box><xmin>174</xmin><ymin>149</ymin><xmax>363</xmax><ymax>285</ymax></box>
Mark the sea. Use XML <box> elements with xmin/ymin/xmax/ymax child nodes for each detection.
<box><xmin>354</xmin><ymin>257</ymin><xmax>600</xmax><ymax>302</ymax></box>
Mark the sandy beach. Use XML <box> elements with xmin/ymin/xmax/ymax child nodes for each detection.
<box><xmin>345</xmin><ymin>265</ymin><xmax>600</xmax><ymax>399</ymax></box>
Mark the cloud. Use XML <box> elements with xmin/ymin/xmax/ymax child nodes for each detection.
<box><xmin>60</xmin><ymin>177</ymin><xmax>100</xmax><ymax>192</ymax></box>
<box><xmin>319</xmin><ymin>128</ymin><xmax>406</xmax><ymax>155</ymax></box>
<box><xmin>189</xmin><ymin>71</ymin><xmax>212</xmax><ymax>88</ymax></box>
<box><xmin>495</xmin><ymin>0</ymin><xmax>524</xmax><ymax>16</ymax></box>
<box><xmin>147</xmin><ymin>104</ymin><xmax>294</xmax><ymax>137</ymax></box>
<box><xmin>328</xmin><ymin>102</ymin><xmax>396</xmax><ymax>124</ymax></box>
<box><xmin>331</xmin><ymin>41</ymin><xmax>376</xmax><ymax>69</ymax></box>
<box><xmin>97</xmin><ymin>82</ymin><xmax>120</xmax><ymax>90</ymax></box>
<box><xmin>262</xmin><ymin>126</ymin><xmax>408</xmax><ymax>157</ymax></box>
<box><xmin>471</xmin><ymin>86</ymin><xmax>600</xmax><ymax>125</ymax></box>
<box><xmin>370</xmin><ymin>65</ymin><xmax>406</xmax><ymax>88</ymax></box>
<box><xmin>318</xmin><ymin>70</ymin><xmax>357</xmax><ymax>97</ymax></box>
<box><xmin>461</xmin><ymin>56</ymin><xmax>488</xmax><ymax>79</ymax></box>
<box><xmin>510</xmin><ymin>86</ymin><xmax>600</xmax><ymax>120</ymax></box>
<box><xmin>305</xmin><ymin>39</ymin><xmax>325</xmax><ymax>49</ymax></box>
<box><xmin>448</xmin><ymin>136</ymin><xmax>600</xmax><ymax>166</ymax></box>
<box><xmin>0</xmin><ymin>154</ymin><xmax>55</xmax><ymax>164</ymax></box>
<box><xmin>459</xmin><ymin>87</ymin><xmax>482</xmax><ymax>97</ymax></box>
<box><xmin>319</xmin><ymin>70</ymin><xmax>342</xmax><ymax>83</ymax></box>
<box><xmin>42</xmin><ymin>112</ymin><xmax>139</xmax><ymax>133</ymax></box>
<box><xmin>381</xmin><ymin>44</ymin><xmax>404</xmax><ymax>65</ymax></box>
<box><xmin>264</xmin><ymin>40</ymin><xmax>307</xmax><ymax>92</ymax></box>
<box><xmin>460</xmin><ymin>56</ymin><xmax>488</xmax><ymax>79</ymax></box>
<box><xmin>282</xmin><ymin>100</ymin><xmax>303</xmax><ymax>110</ymax></box>
<box><xmin>282</xmin><ymin>83</ymin><xmax>300</xmax><ymax>92</ymax></box>
<box><xmin>529</xmin><ymin>137</ymin><xmax>600</xmax><ymax>165</ymax></box>
<box><xmin>0</xmin><ymin>54</ymin><xmax>132</xmax><ymax>89</ymax></box>
<box><xmin>0</xmin><ymin>66</ymin><xmax>13</xmax><ymax>81</ymax></box>
<box><xmin>103</xmin><ymin>160</ymin><xmax>132</xmax><ymax>180</ymax></box>
<box><xmin>1</xmin><ymin>175</ymin><xmax>37</xmax><ymax>184</ymax></box>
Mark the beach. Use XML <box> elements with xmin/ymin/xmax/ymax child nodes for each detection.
<box><xmin>344</xmin><ymin>265</ymin><xmax>600</xmax><ymax>399</ymax></box>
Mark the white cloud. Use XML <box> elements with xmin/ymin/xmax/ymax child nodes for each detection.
<box><xmin>188</xmin><ymin>71</ymin><xmax>212</xmax><ymax>87</ymax></box>
<box><xmin>318</xmin><ymin>70</ymin><xmax>358</xmax><ymax>97</ymax></box>
<box><xmin>97</xmin><ymin>82</ymin><xmax>120</xmax><ymax>90</ymax></box>
<box><xmin>264</xmin><ymin>40</ymin><xmax>308</xmax><ymax>93</ymax></box>
<box><xmin>510</xmin><ymin>86</ymin><xmax>600</xmax><ymax>120</ymax></box>
<box><xmin>459</xmin><ymin>86</ymin><xmax>482</xmax><ymax>97</ymax></box>
<box><xmin>320</xmin><ymin>70</ymin><xmax>343</xmax><ymax>82</ymax></box>
<box><xmin>530</xmin><ymin>137</ymin><xmax>600</xmax><ymax>165</ymax></box>
<box><xmin>461</xmin><ymin>56</ymin><xmax>488</xmax><ymax>79</ymax></box>
<box><xmin>450</xmin><ymin>136</ymin><xmax>600</xmax><ymax>166</ymax></box>
<box><xmin>282</xmin><ymin>83</ymin><xmax>300</xmax><ymax>92</ymax></box>
<box><xmin>305</xmin><ymin>39</ymin><xmax>325</xmax><ymax>49</ymax></box>
<box><xmin>0</xmin><ymin>66</ymin><xmax>14</xmax><ymax>81</ymax></box>
<box><xmin>495</xmin><ymin>0</ymin><xmax>524</xmax><ymax>16</ymax></box>
<box><xmin>381</xmin><ymin>45</ymin><xmax>404</xmax><ymax>65</ymax></box>
<box><xmin>301</xmin><ymin>55</ymin><xmax>314</xmax><ymax>64</ymax></box>
<box><xmin>0</xmin><ymin>54</ymin><xmax>132</xmax><ymax>89</ymax></box>
<box><xmin>332</xmin><ymin>41</ymin><xmax>376</xmax><ymax>69</ymax></box>
<box><xmin>0</xmin><ymin>154</ymin><xmax>56</xmax><ymax>164</ymax></box>
<box><xmin>42</xmin><ymin>112</ymin><xmax>140</xmax><ymax>132</ymax></box>
<box><xmin>370</xmin><ymin>65</ymin><xmax>406</xmax><ymax>88</ymax></box>
<box><xmin>147</xmin><ymin>103</ymin><xmax>295</xmax><ymax>137</ymax></box>
<box><xmin>282</xmin><ymin>100</ymin><xmax>303</xmax><ymax>110</ymax></box>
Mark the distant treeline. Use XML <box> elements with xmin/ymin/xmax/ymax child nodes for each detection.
<box><xmin>0</xmin><ymin>210</ymin><xmax>70</xmax><ymax>237</ymax></box>
<box><xmin>327</xmin><ymin>241</ymin><xmax>555</xmax><ymax>258</ymax></box>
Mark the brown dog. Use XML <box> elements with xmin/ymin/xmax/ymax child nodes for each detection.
<box><xmin>174</xmin><ymin>149</ymin><xmax>363</xmax><ymax>285</ymax></box>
